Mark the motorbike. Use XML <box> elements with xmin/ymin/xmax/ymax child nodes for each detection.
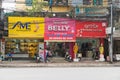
<box><xmin>65</xmin><ymin>52</ymin><xmax>72</xmax><ymax>62</ymax></box>
<box><xmin>77</xmin><ymin>53</ymin><xmax>82</xmax><ymax>61</ymax></box>
<box><xmin>35</xmin><ymin>54</ymin><xmax>44</xmax><ymax>63</ymax></box>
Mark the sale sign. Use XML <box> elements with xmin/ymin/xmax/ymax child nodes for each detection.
<box><xmin>45</xmin><ymin>18</ymin><xmax>76</xmax><ymax>42</ymax></box>
<box><xmin>76</xmin><ymin>21</ymin><xmax>107</xmax><ymax>38</ymax></box>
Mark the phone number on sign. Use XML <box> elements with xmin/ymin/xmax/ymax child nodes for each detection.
<box><xmin>49</xmin><ymin>37</ymin><xmax>73</xmax><ymax>40</ymax></box>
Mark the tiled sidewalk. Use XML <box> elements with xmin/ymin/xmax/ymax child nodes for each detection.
<box><xmin>0</xmin><ymin>60</ymin><xmax>120</xmax><ymax>67</ymax></box>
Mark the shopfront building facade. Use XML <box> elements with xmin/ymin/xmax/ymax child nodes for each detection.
<box><xmin>4</xmin><ymin>17</ymin><xmax>109</xmax><ymax>62</ymax></box>
<box><xmin>76</xmin><ymin>20</ymin><xmax>107</xmax><ymax>60</ymax></box>
<box><xmin>44</xmin><ymin>18</ymin><xmax>76</xmax><ymax>59</ymax></box>
<box><xmin>6</xmin><ymin>17</ymin><xmax>44</xmax><ymax>58</ymax></box>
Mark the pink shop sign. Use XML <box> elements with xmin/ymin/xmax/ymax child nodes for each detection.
<box><xmin>45</xmin><ymin>18</ymin><xmax>76</xmax><ymax>42</ymax></box>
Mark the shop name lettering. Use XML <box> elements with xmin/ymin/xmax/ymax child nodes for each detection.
<box><xmin>11</xmin><ymin>21</ymin><xmax>31</xmax><ymax>30</ymax></box>
<box><xmin>84</xmin><ymin>24</ymin><xmax>98</xmax><ymax>29</ymax></box>
<box><xmin>53</xmin><ymin>21</ymin><xmax>68</xmax><ymax>24</ymax></box>
<box><xmin>48</xmin><ymin>25</ymin><xmax>70</xmax><ymax>31</ymax></box>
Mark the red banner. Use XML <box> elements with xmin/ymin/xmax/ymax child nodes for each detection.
<box><xmin>45</xmin><ymin>18</ymin><xmax>76</xmax><ymax>42</ymax></box>
<box><xmin>76</xmin><ymin>21</ymin><xmax>107</xmax><ymax>38</ymax></box>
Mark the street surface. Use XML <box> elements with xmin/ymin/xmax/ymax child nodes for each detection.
<box><xmin>0</xmin><ymin>67</ymin><xmax>120</xmax><ymax>80</ymax></box>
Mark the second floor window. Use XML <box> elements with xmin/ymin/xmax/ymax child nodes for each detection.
<box><xmin>83</xmin><ymin>0</ymin><xmax>91</xmax><ymax>5</ymax></box>
<box><xmin>25</xmin><ymin>0</ymin><xmax>33</xmax><ymax>6</ymax></box>
<box><xmin>48</xmin><ymin>0</ymin><xmax>68</xmax><ymax>6</ymax></box>
<box><xmin>93</xmin><ymin>0</ymin><xmax>103</xmax><ymax>5</ymax></box>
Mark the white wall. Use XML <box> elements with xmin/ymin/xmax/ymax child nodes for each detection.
<box><xmin>113</xmin><ymin>0</ymin><xmax>120</xmax><ymax>8</ymax></box>
<box><xmin>2</xmin><ymin>0</ymin><xmax>15</xmax><ymax>13</ymax></box>
<box><xmin>0</xmin><ymin>0</ymin><xmax>2</xmax><ymax>8</ymax></box>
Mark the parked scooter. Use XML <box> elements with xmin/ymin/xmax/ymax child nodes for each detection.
<box><xmin>77</xmin><ymin>53</ymin><xmax>82</xmax><ymax>61</ymax></box>
<box><xmin>6</xmin><ymin>52</ymin><xmax>13</xmax><ymax>61</ymax></box>
<box><xmin>37</xmin><ymin>56</ymin><xmax>44</xmax><ymax>63</ymax></box>
<box><xmin>65</xmin><ymin>52</ymin><xmax>72</xmax><ymax>62</ymax></box>
<box><xmin>35</xmin><ymin>53</ymin><xmax>44</xmax><ymax>63</ymax></box>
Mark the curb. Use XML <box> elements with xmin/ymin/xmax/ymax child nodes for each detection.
<box><xmin>1</xmin><ymin>62</ymin><xmax>120</xmax><ymax>67</ymax></box>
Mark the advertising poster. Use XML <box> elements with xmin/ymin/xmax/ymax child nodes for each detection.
<box><xmin>38</xmin><ymin>43</ymin><xmax>44</xmax><ymax>61</ymax></box>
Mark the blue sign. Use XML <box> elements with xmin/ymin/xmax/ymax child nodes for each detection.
<box><xmin>85</xmin><ymin>8</ymin><xmax>108</xmax><ymax>16</ymax></box>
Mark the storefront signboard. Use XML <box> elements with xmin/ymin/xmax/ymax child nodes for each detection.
<box><xmin>8</xmin><ymin>17</ymin><xmax>44</xmax><ymax>38</ymax></box>
<box><xmin>45</xmin><ymin>18</ymin><xmax>76</xmax><ymax>42</ymax></box>
<box><xmin>76</xmin><ymin>21</ymin><xmax>107</xmax><ymax>38</ymax></box>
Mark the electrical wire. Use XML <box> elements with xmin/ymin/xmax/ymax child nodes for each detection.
<box><xmin>7</xmin><ymin>17</ymin><xmax>107</xmax><ymax>25</ymax></box>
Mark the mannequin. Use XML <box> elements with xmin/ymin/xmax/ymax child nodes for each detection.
<box><xmin>99</xmin><ymin>43</ymin><xmax>105</xmax><ymax>61</ymax></box>
<box><xmin>73</xmin><ymin>43</ymin><xmax>78</xmax><ymax>59</ymax></box>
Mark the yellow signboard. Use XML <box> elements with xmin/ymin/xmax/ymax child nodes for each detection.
<box><xmin>8</xmin><ymin>17</ymin><xmax>44</xmax><ymax>38</ymax></box>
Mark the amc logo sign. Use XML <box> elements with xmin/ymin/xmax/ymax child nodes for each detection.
<box><xmin>11</xmin><ymin>21</ymin><xmax>31</xmax><ymax>30</ymax></box>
